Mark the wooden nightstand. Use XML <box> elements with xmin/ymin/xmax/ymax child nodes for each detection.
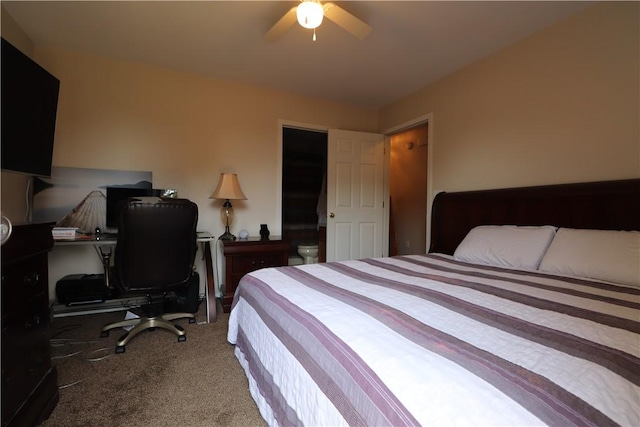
<box><xmin>221</xmin><ymin>237</ymin><xmax>290</xmax><ymax>313</ymax></box>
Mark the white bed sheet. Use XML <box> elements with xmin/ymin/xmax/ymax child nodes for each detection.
<box><xmin>228</xmin><ymin>254</ymin><xmax>639</xmax><ymax>427</ymax></box>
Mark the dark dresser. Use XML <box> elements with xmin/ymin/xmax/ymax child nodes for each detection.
<box><xmin>2</xmin><ymin>223</ymin><xmax>59</xmax><ymax>427</ymax></box>
<box><xmin>221</xmin><ymin>237</ymin><xmax>290</xmax><ymax>313</ymax></box>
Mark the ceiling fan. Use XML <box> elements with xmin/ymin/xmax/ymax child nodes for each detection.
<box><xmin>265</xmin><ymin>0</ymin><xmax>372</xmax><ymax>42</ymax></box>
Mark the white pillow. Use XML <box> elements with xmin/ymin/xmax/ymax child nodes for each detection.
<box><xmin>454</xmin><ymin>225</ymin><xmax>557</xmax><ymax>270</ymax></box>
<box><xmin>539</xmin><ymin>228</ymin><xmax>640</xmax><ymax>287</ymax></box>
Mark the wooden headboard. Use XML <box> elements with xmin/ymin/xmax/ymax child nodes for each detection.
<box><xmin>429</xmin><ymin>179</ymin><xmax>640</xmax><ymax>255</ymax></box>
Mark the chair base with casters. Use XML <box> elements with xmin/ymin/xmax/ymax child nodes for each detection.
<box><xmin>100</xmin><ymin>293</ymin><xmax>197</xmax><ymax>353</ymax></box>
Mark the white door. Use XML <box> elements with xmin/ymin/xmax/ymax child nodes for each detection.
<box><xmin>326</xmin><ymin>129</ymin><xmax>385</xmax><ymax>262</ymax></box>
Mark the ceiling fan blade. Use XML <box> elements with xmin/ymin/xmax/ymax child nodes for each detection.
<box><xmin>322</xmin><ymin>2</ymin><xmax>372</xmax><ymax>40</ymax></box>
<box><xmin>264</xmin><ymin>6</ymin><xmax>298</xmax><ymax>42</ymax></box>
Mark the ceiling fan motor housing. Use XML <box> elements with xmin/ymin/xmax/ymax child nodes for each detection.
<box><xmin>297</xmin><ymin>1</ymin><xmax>324</xmax><ymax>29</ymax></box>
<box><xmin>265</xmin><ymin>1</ymin><xmax>371</xmax><ymax>42</ymax></box>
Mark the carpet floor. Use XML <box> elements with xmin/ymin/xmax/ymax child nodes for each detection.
<box><xmin>41</xmin><ymin>304</ymin><xmax>266</xmax><ymax>427</ymax></box>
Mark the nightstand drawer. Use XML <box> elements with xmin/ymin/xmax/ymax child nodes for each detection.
<box><xmin>2</xmin><ymin>255</ymin><xmax>48</xmax><ymax>318</ymax></box>
<box><xmin>221</xmin><ymin>237</ymin><xmax>290</xmax><ymax>313</ymax></box>
<box><xmin>232</xmin><ymin>254</ymin><xmax>282</xmax><ymax>273</ymax></box>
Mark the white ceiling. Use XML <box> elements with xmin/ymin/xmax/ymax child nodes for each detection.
<box><xmin>2</xmin><ymin>1</ymin><xmax>593</xmax><ymax>109</ymax></box>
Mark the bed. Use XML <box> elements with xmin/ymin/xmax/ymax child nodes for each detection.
<box><xmin>227</xmin><ymin>179</ymin><xmax>640</xmax><ymax>426</ymax></box>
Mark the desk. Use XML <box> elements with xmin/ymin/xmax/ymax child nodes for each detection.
<box><xmin>53</xmin><ymin>232</ymin><xmax>218</xmax><ymax>323</ymax></box>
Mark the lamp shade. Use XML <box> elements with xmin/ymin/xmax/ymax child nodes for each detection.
<box><xmin>297</xmin><ymin>1</ymin><xmax>324</xmax><ymax>29</ymax></box>
<box><xmin>209</xmin><ymin>173</ymin><xmax>247</xmax><ymax>201</ymax></box>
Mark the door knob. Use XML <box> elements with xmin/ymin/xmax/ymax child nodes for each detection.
<box><xmin>329</xmin><ymin>212</ymin><xmax>335</xmax><ymax>218</ymax></box>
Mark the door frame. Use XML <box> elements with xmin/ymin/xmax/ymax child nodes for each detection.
<box><xmin>277</xmin><ymin>114</ymin><xmax>433</xmax><ymax>257</ymax></box>
<box><xmin>276</xmin><ymin>119</ymin><xmax>329</xmax><ymax>237</ymax></box>
<box><xmin>382</xmin><ymin>112</ymin><xmax>435</xmax><ymax>252</ymax></box>
<box><xmin>277</xmin><ymin>120</ymin><xmax>388</xmax><ymax>260</ymax></box>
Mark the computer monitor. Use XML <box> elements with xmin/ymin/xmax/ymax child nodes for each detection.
<box><xmin>105</xmin><ymin>187</ymin><xmax>163</xmax><ymax>231</ymax></box>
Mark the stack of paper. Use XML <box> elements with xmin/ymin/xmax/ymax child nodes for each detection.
<box><xmin>52</xmin><ymin>227</ymin><xmax>79</xmax><ymax>239</ymax></box>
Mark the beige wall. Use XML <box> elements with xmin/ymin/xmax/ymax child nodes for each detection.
<box><xmin>3</xmin><ymin>2</ymin><xmax>638</xmax><ymax>296</ymax></box>
<box><xmin>32</xmin><ymin>47</ymin><xmax>378</xmax><ymax>237</ymax></box>
<box><xmin>29</xmin><ymin>47</ymin><xmax>378</xmax><ymax>298</ymax></box>
<box><xmin>3</xmin><ymin>13</ymin><xmax>378</xmax><ymax>297</ymax></box>
<box><xmin>5</xmin><ymin>2</ymin><xmax>637</xmax><ymax>229</ymax></box>
<box><xmin>380</xmin><ymin>2</ymin><xmax>640</xmax><ymax>193</ymax></box>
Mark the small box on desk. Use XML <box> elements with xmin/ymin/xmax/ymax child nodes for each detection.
<box><xmin>56</xmin><ymin>274</ymin><xmax>114</xmax><ymax>306</ymax></box>
<box><xmin>52</xmin><ymin>227</ymin><xmax>79</xmax><ymax>239</ymax></box>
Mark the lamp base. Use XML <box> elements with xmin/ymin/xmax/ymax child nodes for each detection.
<box><xmin>219</xmin><ymin>230</ymin><xmax>236</xmax><ymax>241</ymax></box>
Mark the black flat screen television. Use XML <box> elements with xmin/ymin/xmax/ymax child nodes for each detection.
<box><xmin>1</xmin><ymin>37</ymin><xmax>60</xmax><ymax>177</ymax></box>
<box><xmin>106</xmin><ymin>187</ymin><xmax>164</xmax><ymax>231</ymax></box>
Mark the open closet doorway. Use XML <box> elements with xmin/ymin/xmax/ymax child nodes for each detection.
<box><xmin>281</xmin><ymin>127</ymin><xmax>328</xmax><ymax>265</ymax></box>
<box><xmin>389</xmin><ymin>123</ymin><xmax>428</xmax><ymax>256</ymax></box>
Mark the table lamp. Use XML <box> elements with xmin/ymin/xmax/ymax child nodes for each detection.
<box><xmin>209</xmin><ymin>173</ymin><xmax>247</xmax><ymax>241</ymax></box>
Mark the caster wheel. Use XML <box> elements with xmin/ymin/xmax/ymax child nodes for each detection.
<box><xmin>178</xmin><ymin>335</ymin><xmax>187</xmax><ymax>342</ymax></box>
<box><xmin>100</xmin><ymin>330</ymin><xmax>109</xmax><ymax>338</ymax></box>
<box><xmin>115</xmin><ymin>345</ymin><xmax>126</xmax><ymax>354</ymax></box>
<box><xmin>188</xmin><ymin>318</ymin><xmax>196</xmax><ymax>324</ymax></box>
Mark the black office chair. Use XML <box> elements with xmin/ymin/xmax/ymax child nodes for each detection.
<box><xmin>100</xmin><ymin>197</ymin><xmax>199</xmax><ymax>353</ymax></box>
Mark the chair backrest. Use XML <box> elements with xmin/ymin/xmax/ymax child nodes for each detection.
<box><xmin>114</xmin><ymin>197</ymin><xmax>198</xmax><ymax>292</ymax></box>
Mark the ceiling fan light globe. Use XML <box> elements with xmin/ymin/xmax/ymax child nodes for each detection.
<box><xmin>297</xmin><ymin>1</ymin><xmax>324</xmax><ymax>29</ymax></box>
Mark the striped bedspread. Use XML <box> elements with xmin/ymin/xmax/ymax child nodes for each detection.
<box><xmin>227</xmin><ymin>254</ymin><xmax>639</xmax><ymax>427</ymax></box>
